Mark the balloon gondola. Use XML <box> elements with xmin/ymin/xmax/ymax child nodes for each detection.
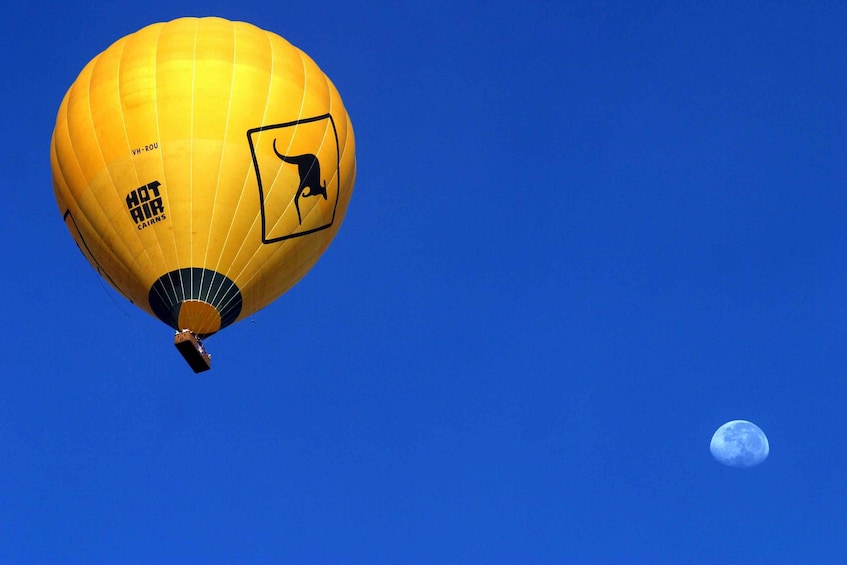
<box><xmin>174</xmin><ymin>329</ymin><xmax>212</xmax><ymax>373</ymax></box>
<box><xmin>51</xmin><ymin>17</ymin><xmax>356</xmax><ymax>372</ymax></box>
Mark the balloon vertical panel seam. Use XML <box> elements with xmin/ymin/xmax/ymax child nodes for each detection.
<box><xmin>60</xmin><ymin>70</ymin><xmax>138</xmax><ymax>295</ymax></box>
<box><xmin>117</xmin><ymin>30</ymin><xmax>165</xmax><ymax>295</ymax></box>
<box><xmin>152</xmin><ymin>22</ymin><xmax>180</xmax><ymax>294</ymax></box>
<box><xmin>201</xmin><ymin>26</ymin><xmax>275</xmax><ymax>320</ymax></box>
<box><xmin>198</xmin><ymin>20</ymin><xmax>238</xmax><ymax>334</ymax></box>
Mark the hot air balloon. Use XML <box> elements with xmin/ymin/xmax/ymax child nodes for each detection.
<box><xmin>50</xmin><ymin>17</ymin><xmax>356</xmax><ymax>372</ymax></box>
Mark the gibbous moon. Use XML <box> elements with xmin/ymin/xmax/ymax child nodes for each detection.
<box><xmin>710</xmin><ymin>420</ymin><xmax>769</xmax><ymax>468</ymax></box>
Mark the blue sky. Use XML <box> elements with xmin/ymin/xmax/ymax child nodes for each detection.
<box><xmin>3</xmin><ymin>1</ymin><xmax>847</xmax><ymax>563</ymax></box>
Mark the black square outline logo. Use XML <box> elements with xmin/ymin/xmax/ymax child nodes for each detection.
<box><xmin>247</xmin><ymin>114</ymin><xmax>340</xmax><ymax>244</ymax></box>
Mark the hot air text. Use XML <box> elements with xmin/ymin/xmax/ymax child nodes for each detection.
<box><xmin>126</xmin><ymin>181</ymin><xmax>166</xmax><ymax>229</ymax></box>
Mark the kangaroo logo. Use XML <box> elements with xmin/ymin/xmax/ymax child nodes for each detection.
<box><xmin>272</xmin><ymin>138</ymin><xmax>327</xmax><ymax>224</ymax></box>
<box><xmin>247</xmin><ymin>113</ymin><xmax>340</xmax><ymax>244</ymax></box>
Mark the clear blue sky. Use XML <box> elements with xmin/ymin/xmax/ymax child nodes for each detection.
<box><xmin>3</xmin><ymin>1</ymin><xmax>847</xmax><ymax>563</ymax></box>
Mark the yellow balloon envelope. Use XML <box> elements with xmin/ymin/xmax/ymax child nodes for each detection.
<box><xmin>51</xmin><ymin>17</ymin><xmax>356</xmax><ymax>355</ymax></box>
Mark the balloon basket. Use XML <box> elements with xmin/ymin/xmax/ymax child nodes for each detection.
<box><xmin>174</xmin><ymin>330</ymin><xmax>212</xmax><ymax>373</ymax></box>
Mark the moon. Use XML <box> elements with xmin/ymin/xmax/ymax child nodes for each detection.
<box><xmin>710</xmin><ymin>420</ymin><xmax>769</xmax><ymax>468</ymax></box>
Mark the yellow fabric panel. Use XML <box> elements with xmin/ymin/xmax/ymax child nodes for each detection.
<box><xmin>178</xmin><ymin>300</ymin><xmax>222</xmax><ymax>335</ymax></box>
<box><xmin>53</xmin><ymin>60</ymin><xmax>141</xmax><ymax>299</ymax></box>
<box><xmin>51</xmin><ymin>16</ymin><xmax>356</xmax><ymax>334</ymax></box>
<box><xmin>119</xmin><ymin>22</ymin><xmax>175</xmax><ymax>281</ymax></box>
